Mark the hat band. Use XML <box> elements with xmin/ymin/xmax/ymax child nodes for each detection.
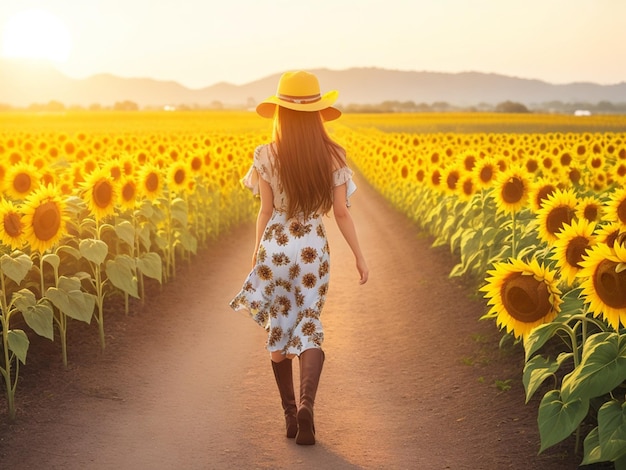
<box><xmin>278</xmin><ymin>93</ymin><xmax>321</xmax><ymax>105</ymax></box>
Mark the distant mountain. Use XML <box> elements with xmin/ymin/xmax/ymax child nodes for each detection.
<box><xmin>1</xmin><ymin>60</ymin><xmax>624</xmax><ymax>108</ymax></box>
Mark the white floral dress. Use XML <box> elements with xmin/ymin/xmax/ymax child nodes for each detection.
<box><xmin>229</xmin><ymin>144</ymin><xmax>356</xmax><ymax>355</ymax></box>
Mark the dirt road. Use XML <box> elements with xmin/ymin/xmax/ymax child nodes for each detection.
<box><xmin>0</xmin><ymin>175</ymin><xmax>580</xmax><ymax>469</ymax></box>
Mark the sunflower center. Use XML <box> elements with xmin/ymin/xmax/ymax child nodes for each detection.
<box><xmin>446</xmin><ymin>171</ymin><xmax>459</xmax><ymax>190</ymax></box>
<box><xmin>462</xmin><ymin>179</ymin><xmax>473</xmax><ymax>196</ymax></box>
<box><xmin>565</xmin><ymin>236</ymin><xmax>590</xmax><ymax>268</ymax></box>
<box><xmin>33</xmin><ymin>201</ymin><xmax>61</xmax><ymax>242</ymax></box>
<box><xmin>93</xmin><ymin>179</ymin><xmax>114</xmax><ymax>209</ymax></box>
<box><xmin>122</xmin><ymin>182</ymin><xmax>136</xmax><ymax>201</ymax></box>
<box><xmin>501</xmin><ymin>272</ymin><xmax>552</xmax><ymax>323</ymax></box>
<box><xmin>4</xmin><ymin>212</ymin><xmax>23</xmax><ymax>237</ymax></box>
<box><xmin>593</xmin><ymin>259</ymin><xmax>626</xmax><ymax>309</ymax></box>
<box><xmin>145</xmin><ymin>173</ymin><xmax>159</xmax><ymax>192</ymax></box>
<box><xmin>535</xmin><ymin>185</ymin><xmax>556</xmax><ymax>209</ymax></box>
<box><xmin>479</xmin><ymin>166</ymin><xmax>493</xmax><ymax>183</ymax></box>
<box><xmin>502</xmin><ymin>176</ymin><xmax>524</xmax><ymax>204</ymax></box>
<box><xmin>546</xmin><ymin>206</ymin><xmax>575</xmax><ymax>237</ymax></box>
<box><xmin>13</xmin><ymin>173</ymin><xmax>32</xmax><ymax>194</ymax></box>
<box><xmin>174</xmin><ymin>169</ymin><xmax>186</xmax><ymax>185</ymax></box>
<box><xmin>583</xmin><ymin>204</ymin><xmax>599</xmax><ymax>222</ymax></box>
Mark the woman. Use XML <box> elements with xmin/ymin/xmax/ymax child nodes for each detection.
<box><xmin>229</xmin><ymin>70</ymin><xmax>368</xmax><ymax>445</ymax></box>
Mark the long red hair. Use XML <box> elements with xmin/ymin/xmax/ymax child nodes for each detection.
<box><xmin>271</xmin><ymin>107</ymin><xmax>346</xmax><ymax>219</ymax></box>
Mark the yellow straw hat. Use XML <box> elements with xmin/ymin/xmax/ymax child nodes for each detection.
<box><xmin>256</xmin><ymin>70</ymin><xmax>341</xmax><ymax>121</ymax></box>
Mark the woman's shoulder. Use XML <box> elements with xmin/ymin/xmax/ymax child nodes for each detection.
<box><xmin>254</xmin><ymin>143</ymin><xmax>275</xmax><ymax>163</ymax></box>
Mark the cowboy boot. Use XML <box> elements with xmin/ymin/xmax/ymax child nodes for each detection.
<box><xmin>271</xmin><ymin>359</ymin><xmax>298</xmax><ymax>438</ymax></box>
<box><xmin>296</xmin><ymin>348</ymin><xmax>325</xmax><ymax>445</ymax></box>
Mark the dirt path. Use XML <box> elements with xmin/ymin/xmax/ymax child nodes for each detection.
<box><xmin>0</xmin><ymin>175</ymin><xmax>582</xmax><ymax>469</ymax></box>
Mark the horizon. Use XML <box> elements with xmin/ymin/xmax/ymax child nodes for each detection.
<box><xmin>1</xmin><ymin>0</ymin><xmax>625</xmax><ymax>90</ymax></box>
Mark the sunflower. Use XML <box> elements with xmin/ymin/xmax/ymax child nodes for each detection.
<box><xmin>576</xmin><ymin>195</ymin><xmax>604</xmax><ymax>223</ymax></box>
<box><xmin>139</xmin><ymin>164</ymin><xmax>164</xmax><ymax>201</ymax></box>
<box><xmin>578</xmin><ymin>242</ymin><xmax>626</xmax><ymax>330</ymax></box>
<box><xmin>457</xmin><ymin>174</ymin><xmax>476</xmax><ymax>202</ymax></box>
<box><xmin>5</xmin><ymin>162</ymin><xmax>39</xmax><ymax>200</ymax></box>
<box><xmin>167</xmin><ymin>160</ymin><xmax>190</xmax><ymax>194</ymax></box>
<box><xmin>472</xmin><ymin>157</ymin><xmax>499</xmax><ymax>189</ymax></box>
<box><xmin>118</xmin><ymin>176</ymin><xmax>138</xmax><ymax>212</ymax></box>
<box><xmin>480</xmin><ymin>257</ymin><xmax>562</xmax><ymax>341</ymax></box>
<box><xmin>550</xmin><ymin>218</ymin><xmax>596</xmax><ymax>286</ymax></box>
<box><xmin>21</xmin><ymin>185</ymin><xmax>68</xmax><ymax>253</ymax></box>
<box><xmin>81</xmin><ymin>168</ymin><xmax>118</xmax><ymax>221</ymax></box>
<box><xmin>595</xmin><ymin>222</ymin><xmax>622</xmax><ymax>248</ymax></box>
<box><xmin>536</xmin><ymin>188</ymin><xmax>579</xmax><ymax>244</ymax></box>
<box><xmin>0</xmin><ymin>198</ymin><xmax>25</xmax><ymax>250</ymax></box>
<box><xmin>426</xmin><ymin>167</ymin><xmax>443</xmax><ymax>192</ymax></box>
<box><xmin>492</xmin><ymin>165</ymin><xmax>531</xmax><ymax>214</ymax></box>
<box><xmin>528</xmin><ymin>178</ymin><xmax>557</xmax><ymax>212</ymax></box>
<box><xmin>605</xmin><ymin>186</ymin><xmax>626</xmax><ymax>229</ymax></box>
<box><xmin>189</xmin><ymin>155</ymin><xmax>203</xmax><ymax>175</ymax></box>
<box><xmin>441</xmin><ymin>163</ymin><xmax>463</xmax><ymax>195</ymax></box>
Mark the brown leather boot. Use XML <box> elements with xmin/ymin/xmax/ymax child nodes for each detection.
<box><xmin>271</xmin><ymin>359</ymin><xmax>298</xmax><ymax>438</ymax></box>
<box><xmin>296</xmin><ymin>348</ymin><xmax>325</xmax><ymax>445</ymax></box>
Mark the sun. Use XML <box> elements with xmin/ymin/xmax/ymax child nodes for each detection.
<box><xmin>1</xmin><ymin>9</ymin><xmax>72</xmax><ymax>63</ymax></box>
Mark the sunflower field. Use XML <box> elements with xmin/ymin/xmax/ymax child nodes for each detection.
<box><xmin>335</xmin><ymin>112</ymin><xmax>626</xmax><ymax>468</ymax></box>
<box><xmin>1</xmin><ymin>110</ymin><xmax>626</xmax><ymax>466</ymax></box>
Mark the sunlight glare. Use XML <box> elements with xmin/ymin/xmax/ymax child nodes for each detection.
<box><xmin>1</xmin><ymin>9</ymin><xmax>72</xmax><ymax>63</ymax></box>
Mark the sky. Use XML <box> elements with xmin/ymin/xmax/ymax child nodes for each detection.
<box><xmin>1</xmin><ymin>0</ymin><xmax>625</xmax><ymax>89</ymax></box>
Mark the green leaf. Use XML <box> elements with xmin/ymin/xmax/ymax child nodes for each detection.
<box><xmin>115</xmin><ymin>220</ymin><xmax>135</xmax><ymax>247</ymax></box>
<box><xmin>105</xmin><ymin>255</ymin><xmax>138</xmax><ymax>298</ymax></box>
<box><xmin>79</xmin><ymin>238</ymin><xmax>109</xmax><ymax>265</ymax></box>
<box><xmin>21</xmin><ymin>298</ymin><xmax>54</xmax><ymax>340</ymax></box>
<box><xmin>45</xmin><ymin>276</ymin><xmax>94</xmax><ymax>323</ymax></box>
<box><xmin>559</xmin><ymin>287</ymin><xmax>585</xmax><ymax>315</ymax></box>
<box><xmin>136</xmin><ymin>252</ymin><xmax>162</xmax><ymax>283</ymax></box>
<box><xmin>561</xmin><ymin>332</ymin><xmax>626</xmax><ymax>402</ymax></box>
<box><xmin>524</xmin><ymin>321</ymin><xmax>566</xmax><ymax>362</ymax></box>
<box><xmin>581</xmin><ymin>427</ymin><xmax>603</xmax><ymax>465</ymax></box>
<box><xmin>7</xmin><ymin>329</ymin><xmax>29</xmax><ymax>364</ymax></box>
<box><xmin>42</xmin><ymin>253</ymin><xmax>60</xmax><ymax>271</ymax></box>
<box><xmin>597</xmin><ymin>400</ymin><xmax>626</xmax><ymax>461</ymax></box>
<box><xmin>170</xmin><ymin>198</ymin><xmax>188</xmax><ymax>225</ymax></box>
<box><xmin>538</xmin><ymin>389</ymin><xmax>589</xmax><ymax>453</ymax></box>
<box><xmin>178</xmin><ymin>231</ymin><xmax>197</xmax><ymax>254</ymax></box>
<box><xmin>0</xmin><ymin>253</ymin><xmax>33</xmax><ymax>285</ymax></box>
<box><xmin>138</xmin><ymin>224</ymin><xmax>152</xmax><ymax>251</ymax></box>
<box><xmin>56</xmin><ymin>245</ymin><xmax>81</xmax><ymax>260</ymax></box>
<box><xmin>12</xmin><ymin>288</ymin><xmax>37</xmax><ymax>311</ymax></box>
<box><xmin>523</xmin><ymin>353</ymin><xmax>572</xmax><ymax>403</ymax></box>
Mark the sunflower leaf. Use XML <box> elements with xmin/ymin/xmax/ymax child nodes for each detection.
<box><xmin>114</xmin><ymin>220</ymin><xmax>135</xmax><ymax>247</ymax></box>
<box><xmin>523</xmin><ymin>352</ymin><xmax>572</xmax><ymax>403</ymax></box>
<box><xmin>0</xmin><ymin>253</ymin><xmax>33</xmax><ymax>285</ymax></box>
<box><xmin>136</xmin><ymin>252</ymin><xmax>162</xmax><ymax>283</ymax></box>
<box><xmin>7</xmin><ymin>329</ymin><xmax>29</xmax><ymax>364</ymax></box>
<box><xmin>581</xmin><ymin>427</ymin><xmax>603</xmax><ymax>465</ymax></box>
<box><xmin>79</xmin><ymin>238</ymin><xmax>109</xmax><ymax>266</ymax></box>
<box><xmin>45</xmin><ymin>276</ymin><xmax>94</xmax><ymax>323</ymax></box>
<box><xmin>597</xmin><ymin>400</ymin><xmax>626</xmax><ymax>461</ymax></box>
<box><xmin>538</xmin><ymin>389</ymin><xmax>589</xmax><ymax>453</ymax></box>
<box><xmin>524</xmin><ymin>321</ymin><xmax>567</xmax><ymax>361</ymax></box>
<box><xmin>105</xmin><ymin>255</ymin><xmax>138</xmax><ymax>298</ymax></box>
<box><xmin>21</xmin><ymin>300</ymin><xmax>54</xmax><ymax>340</ymax></box>
<box><xmin>561</xmin><ymin>332</ymin><xmax>626</xmax><ymax>403</ymax></box>
<box><xmin>42</xmin><ymin>253</ymin><xmax>60</xmax><ymax>271</ymax></box>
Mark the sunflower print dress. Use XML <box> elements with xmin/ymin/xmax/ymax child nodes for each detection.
<box><xmin>229</xmin><ymin>144</ymin><xmax>356</xmax><ymax>355</ymax></box>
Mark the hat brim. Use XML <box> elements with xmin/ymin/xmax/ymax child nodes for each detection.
<box><xmin>256</xmin><ymin>90</ymin><xmax>341</xmax><ymax>121</ymax></box>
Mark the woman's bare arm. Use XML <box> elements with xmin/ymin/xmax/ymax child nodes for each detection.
<box><xmin>332</xmin><ymin>183</ymin><xmax>368</xmax><ymax>284</ymax></box>
<box><xmin>252</xmin><ymin>173</ymin><xmax>274</xmax><ymax>268</ymax></box>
